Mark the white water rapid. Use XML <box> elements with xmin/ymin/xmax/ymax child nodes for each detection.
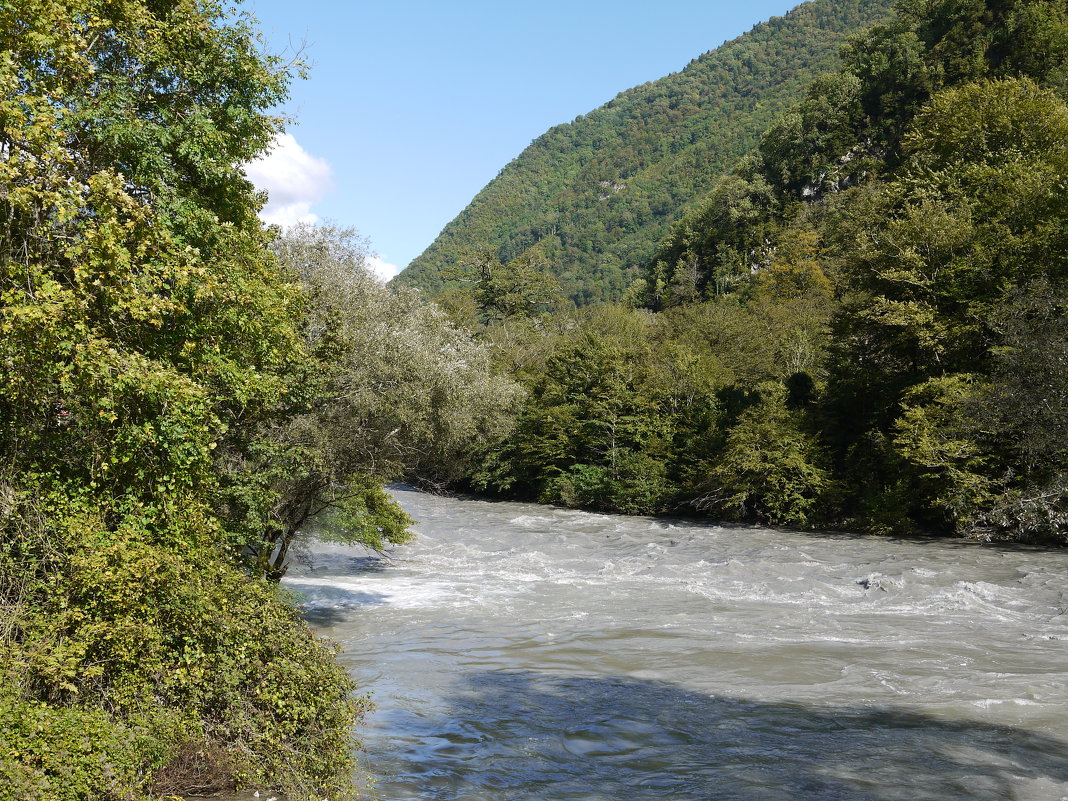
<box><xmin>285</xmin><ymin>487</ymin><xmax>1068</xmax><ymax>801</ymax></box>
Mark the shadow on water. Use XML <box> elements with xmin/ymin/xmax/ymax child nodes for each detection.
<box><xmin>290</xmin><ymin>548</ymin><xmax>396</xmax><ymax>573</ymax></box>
<box><xmin>345</xmin><ymin>554</ymin><xmax>395</xmax><ymax>571</ymax></box>
<box><xmin>283</xmin><ymin>580</ymin><xmax>391</xmax><ymax>626</ymax></box>
<box><xmin>296</xmin><ymin>604</ymin><xmax>382</xmax><ymax>626</ymax></box>
<box><xmin>371</xmin><ymin>671</ymin><xmax>1068</xmax><ymax>801</ymax></box>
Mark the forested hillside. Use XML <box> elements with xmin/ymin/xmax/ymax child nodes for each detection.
<box><xmin>397</xmin><ymin>0</ymin><xmax>893</xmax><ymax>304</ymax></box>
<box><xmin>453</xmin><ymin>0</ymin><xmax>1068</xmax><ymax>545</ymax></box>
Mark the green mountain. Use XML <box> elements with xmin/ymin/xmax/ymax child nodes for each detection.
<box><xmin>396</xmin><ymin>0</ymin><xmax>894</xmax><ymax>305</ymax></box>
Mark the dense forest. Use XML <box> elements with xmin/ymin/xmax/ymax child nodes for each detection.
<box><xmin>0</xmin><ymin>2</ymin><xmax>515</xmax><ymax>799</ymax></box>
<box><xmin>398</xmin><ymin>0</ymin><xmax>895</xmax><ymax>305</ymax></box>
<box><xmin>440</xmin><ymin>0</ymin><xmax>1068</xmax><ymax>545</ymax></box>
<box><xmin>5</xmin><ymin>0</ymin><xmax>1068</xmax><ymax>798</ymax></box>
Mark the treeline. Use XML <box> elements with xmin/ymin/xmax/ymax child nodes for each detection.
<box><xmin>0</xmin><ymin>3</ymin><xmax>515</xmax><ymax>800</ymax></box>
<box><xmin>398</xmin><ymin>0</ymin><xmax>894</xmax><ymax>305</ymax></box>
<box><xmin>450</xmin><ymin>0</ymin><xmax>1068</xmax><ymax>544</ymax></box>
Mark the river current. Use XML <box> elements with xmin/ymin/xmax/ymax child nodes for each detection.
<box><xmin>285</xmin><ymin>487</ymin><xmax>1068</xmax><ymax>801</ymax></box>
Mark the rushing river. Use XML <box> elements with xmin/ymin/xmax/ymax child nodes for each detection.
<box><xmin>285</xmin><ymin>488</ymin><xmax>1068</xmax><ymax>801</ymax></box>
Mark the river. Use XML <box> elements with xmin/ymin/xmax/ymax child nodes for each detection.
<box><xmin>284</xmin><ymin>487</ymin><xmax>1068</xmax><ymax>801</ymax></box>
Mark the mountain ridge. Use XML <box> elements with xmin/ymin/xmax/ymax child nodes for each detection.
<box><xmin>397</xmin><ymin>0</ymin><xmax>895</xmax><ymax>304</ymax></box>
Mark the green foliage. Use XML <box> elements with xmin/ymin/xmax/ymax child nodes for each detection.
<box><xmin>757</xmin><ymin>72</ymin><xmax>875</xmax><ymax>197</ymax></box>
<box><xmin>469</xmin><ymin>294</ymin><xmax>834</xmax><ymax>520</ymax></box>
<box><xmin>551</xmin><ymin>451</ymin><xmax>673</xmax><ymax>516</ymax></box>
<box><xmin>463</xmin><ymin>0</ymin><xmax>1068</xmax><ymax>544</ymax></box>
<box><xmin>703</xmin><ymin>386</ymin><xmax>833</xmax><ymax>527</ymax></box>
<box><xmin>445</xmin><ymin>246</ymin><xmax>564</xmax><ymax>322</ymax></box>
<box><xmin>398</xmin><ymin>0</ymin><xmax>895</xmax><ymax>305</ymax></box>
<box><xmin>319</xmin><ymin>477</ymin><xmax>416</xmax><ymax>551</ymax></box>
<box><xmin>827</xmin><ymin>76</ymin><xmax>1068</xmax><ymax>535</ymax></box>
<box><xmin>219</xmin><ymin>223</ymin><xmax>520</xmax><ymax>580</ymax></box>
<box><xmin>473</xmin><ymin>306</ymin><xmax>679</xmax><ymax>513</ymax></box>
<box><xmin>983</xmin><ymin>281</ymin><xmax>1068</xmax><ymax>479</ymax></box>
<box><xmin>0</xmin><ymin>2</ymin><xmax>392</xmax><ymax>798</ymax></box>
<box><xmin>890</xmin><ymin>375</ymin><xmax>996</xmax><ymax>530</ymax></box>
<box><xmin>0</xmin><ymin>487</ymin><xmax>365</xmax><ymax>801</ymax></box>
<box><xmin>628</xmin><ymin>0</ymin><xmax>1068</xmax><ymax>540</ymax></box>
<box><xmin>0</xmin><ymin>698</ymin><xmax>157</xmax><ymax>801</ymax></box>
<box><xmin>646</xmin><ymin>174</ymin><xmax>778</xmax><ymax>306</ymax></box>
<box><xmin>653</xmin><ymin>0</ymin><xmax>1068</xmax><ymax>310</ymax></box>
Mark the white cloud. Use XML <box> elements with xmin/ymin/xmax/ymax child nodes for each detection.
<box><xmin>246</xmin><ymin>134</ymin><xmax>399</xmax><ymax>282</ymax></box>
<box><xmin>368</xmin><ymin>255</ymin><xmax>401</xmax><ymax>282</ymax></box>
<box><xmin>245</xmin><ymin>133</ymin><xmax>332</xmax><ymax>228</ymax></box>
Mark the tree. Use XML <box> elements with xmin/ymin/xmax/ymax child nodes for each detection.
<box><xmin>757</xmin><ymin>72</ymin><xmax>874</xmax><ymax>197</ymax></box>
<box><xmin>447</xmin><ymin>245</ymin><xmax>564</xmax><ymax>323</ymax></box>
<box><xmin>0</xmin><ymin>3</ymin><xmax>366</xmax><ymax>797</ymax></box>
<box><xmin>705</xmin><ymin>385</ymin><xmax>833</xmax><ymax>527</ymax></box>
<box><xmin>224</xmin><ymin>223</ymin><xmax>522</xmax><ymax>580</ymax></box>
<box><xmin>0</xmin><ymin>0</ymin><xmax>297</xmax><ymax>509</ymax></box>
<box><xmin>827</xmin><ymin>78</ymin><xmax>1068</xmax><ymax>534</ymax></box>
<box><xmin>959</xmin><ymin>281</ymin><xmax>1068</xmax><ymax>541</ymax></box>
<box><xmin>474</xmin><ymin>305</ymin><xmax>678</xmax><ymax>513</ymax></box>
<box><xmin>646</xmin><ymin>173</ymin><xmax>777</xmax><ymax>307</ymax></box>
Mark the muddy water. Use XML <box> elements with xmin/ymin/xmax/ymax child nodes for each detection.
<box><xmin>286</xmin><ymin>488</ymin><xmax>1068</xmax><ymax>800</ymax></box>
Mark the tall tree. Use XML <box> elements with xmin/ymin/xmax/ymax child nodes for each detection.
<box><xmin>0</xmin><ymin>3</ymin><xmax>366</xmax><ymax>798</ymax></box>
<box><xmin>223</xmin><ymin>223</ymin><xmax>521</xmax><ymax>580</ymax></box>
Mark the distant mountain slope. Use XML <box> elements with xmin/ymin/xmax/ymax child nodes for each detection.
<box><xmin>396</xmin><ymin>0</ymin><xmax>894</xmax><ymax>305</ymax></box>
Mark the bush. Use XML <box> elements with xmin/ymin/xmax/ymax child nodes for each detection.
<box><xmin>549</xmin><ymin>451</ymin><xmax>674</xmax><ymax>515</ymax></box>
<box><xmin>0</xmin><ymin>699</ymin><xmax>160</xmax><ymax>801</ymax></box>
<box><xmin>0</xmin><ymin>487</ymin><xmax>365</xmax><ymax>801</ymax></box>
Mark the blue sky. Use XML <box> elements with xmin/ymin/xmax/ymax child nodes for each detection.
<box><xmin>244</xmin><ymin>0</ymin><xmax>803</xmax><ymax>279</ymax></box>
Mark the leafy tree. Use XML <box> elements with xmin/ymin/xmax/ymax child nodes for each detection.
<box><xmin>701</xmin><ymin>385</ymin><xmax>833</xmax><ymax>527</ymax></box>
<box><xmin>819</xmin><ymin>76</ymin><xmax>1068</xmax><ymax>535</ymax></box>
<box><xmin>445</xmin><ymin>244</ymin><xmax>564</xmax><ymax>322</ymax></box>
<box><xmin>982</xmin><ymin>281</ymin><xmax>1068</xmax><ymax>480</ymax></box>
<box><xmin>890</xmin><ymin>374</ymin><xmax>996</xmax><ymax>530</ymax></box>
<box><xmin>757</xmin><ymin>72</ymin><xmax>875</xmax><ymax>197</ymax></box>
<box><xmin>748</xmin><ymin>229</ymin><xmax>834</xmax><ymax>306</ymax></box>
<box><xmin>831</xmin><ymin>80</ymin><xmax>1068</xmax><ymax>407</ymax></box>
<box><xmin>225</xmin><ymin>223</ymin><xmax>522</xmax><ymax>580</ymax></box>
<box><xmin>951</xmin><ymin>281</ymin><xmax>1068</xmax><ymax>540</ymax></box>
<box><xmin>474</xmin><ymin>306</ymin><xmax>677</xmax><ymax>513</ymax></box>
<box><xmin>0</xmin><ymin>2</ymin><xmax>368</xmax><ymax>798</ymax></box>
<box><xmin>646</xmin><ymin>173</ymin><xmax>778</xmax><ymax>307</ymax></box>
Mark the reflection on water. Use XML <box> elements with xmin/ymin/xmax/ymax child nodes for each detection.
<box><xmin>285</xmin><ymin>488</ymin><xmax>1068</xmax><ymax>800</ymax></box>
